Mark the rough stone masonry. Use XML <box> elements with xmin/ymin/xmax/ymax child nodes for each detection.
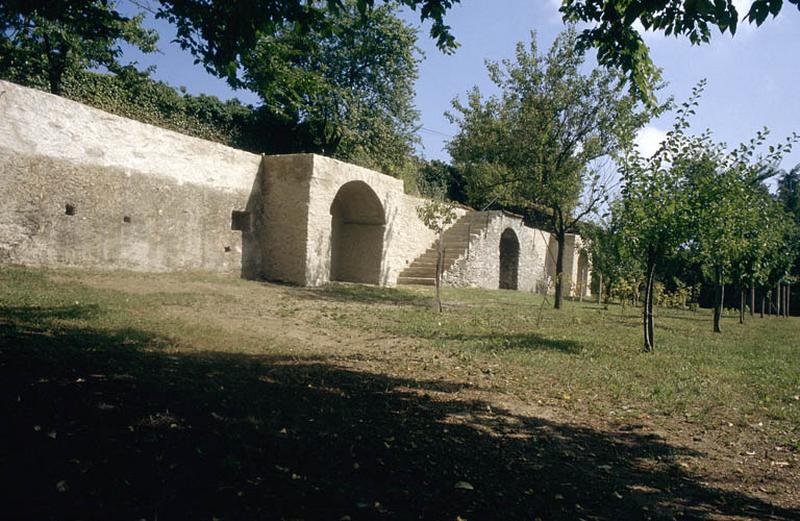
<box><xmin>0</xmin><ymin>80</ymin><xmax>590</xmax><ymax>295</ymax></box>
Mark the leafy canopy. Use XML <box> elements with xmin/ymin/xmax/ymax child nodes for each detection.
<box><xmin>560</xmin><ymin>0</ymin><xmax>800</xmax><ymax>106</ymax></box>
<box><xmin>0</xmin><ymin>0</ymin><xmax>158</xmax><ymax>94</ymax></box>
<box><xmin>447</xmin><ymin>28</ymin><xmax>654</xmax><ymax>229</ymax></box>
<box><xmin>238</xmin><ymin>1</ymin><xmax>421</xmax><ymax>178</ymax></box>
<box><xmin>156</xmin><ymin>0</ymin><xmax>461</xmax><ymax>85</ymax></box>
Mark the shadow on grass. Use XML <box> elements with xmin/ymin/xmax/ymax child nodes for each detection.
<box><xmin>0</xmin><ymin>304</ymin><xmax>103</xmax><ymax>322</ymax></box>
<box><xmin>440</xmin><ymin>332</ymin><xmax>583</xmax><ymax>354</ymax></box>
<box><xmin>297</xmin><ymin>282</ymin><xmax>430</xmax><ymax>306</ymax></box>
<box><xmin>1</xmin><ymin>306</ymin><xmax>797</xmax><ymax>520</ymax></box>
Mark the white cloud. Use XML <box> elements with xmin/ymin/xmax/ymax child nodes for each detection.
<box><xmin>635</xmin><ymin>126</ymin><xmax>668</xmax><ymax>158</ymax></box>
<box><xmin>733</xmin><ymin>0</ymin><xmax>753</xmax><ymax>18</ymax></box>
<box><xmin>732</xmin><ymin>0</ymin><xmax>756</xmax><ymax>33</ymax></box>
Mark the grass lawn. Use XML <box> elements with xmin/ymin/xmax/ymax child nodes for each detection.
<box><xmin>1</xmin><ymin>267</ymin><xmax>798</xmax><ymax>520</ymax></box>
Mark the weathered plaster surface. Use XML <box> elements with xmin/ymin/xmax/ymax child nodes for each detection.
<box><xmin>0</xmin><ymin>80</ymin><xmax>262</xmax><ymax>274</ymax></box>
<box><xmin>0</xmin><ymin>80</ymin><xmax>588</xmax><ymax>293</ymax></box>
<box><xmin>0</xmin><ymin>80</ymin><xmax>261</xmax><ymax>191</ymax></box>
<box><xmin>0</xmin><ymin>148</ymin><xmax>252</xmax><ymax>272</ymax></box>
<box><xmin>259</xmin><ymin>154</ymin><xmax>314</xmax><ymax>284</ymax></box>
<box><xmin>301</xmin><ymin>155</ymin><xmax>466</xmax><ymax>287</ymax></box>
<box><xmin>443</xmin><ymin>212</ymin><xmax>550</xmax><ymax>292</ymax></box>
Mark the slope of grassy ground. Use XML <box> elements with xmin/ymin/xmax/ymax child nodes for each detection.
<box><xmin>1</xmin><ymin>267</ymin><xmax>798</xmax><ymax>520</ymax></box>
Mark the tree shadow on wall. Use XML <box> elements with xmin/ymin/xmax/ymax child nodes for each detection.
<box><xmin>1</xmin><ymin>305</ymin><xmax>797</xmax><ymax>521</ymax></box>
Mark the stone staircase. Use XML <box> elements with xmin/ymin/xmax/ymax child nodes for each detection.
<box><xmin>397</xmin><ymin>212</ymin><xmax>490</xmax><ymax>286</ymax></box>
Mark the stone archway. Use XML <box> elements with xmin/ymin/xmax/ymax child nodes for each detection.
<box><xmin>329</xmin><ymin>181</ymin><xmax>385</xmax><ymax>284</ymax></box>
<box><xmin>499</xmin><ymin>228</ymin><xmax>520</xmax><ymax>290</ymax></box>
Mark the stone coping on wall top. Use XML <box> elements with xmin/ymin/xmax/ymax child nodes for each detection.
<box><xmin>0</xmin><ymin>80</ymin><xmax>260</xmax><ymax>162</ymax></box>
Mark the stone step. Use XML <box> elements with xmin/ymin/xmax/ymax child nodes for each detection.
<box><xmin>400</xmin><ymin>266</ymin><xmax>438</xmax><ymax>276</ymax></box>
<box><xmin>397</xmin><ymin>276</ymin><xmax>435</xmax><ymax>286</ymax></box>
<box><xmin>413</xmin><ymin>253</ymin><xmax>465</xmax><ymax>263</ymax></box>
<box><xmin>440</xmin><ymin>241</ymin><xmax>469</xmax><ymax>248</ymax></box>
<box><xmin>398</xmin><ymin>211</ymin><xmax>492</xmax><ymax>283</ymax></box>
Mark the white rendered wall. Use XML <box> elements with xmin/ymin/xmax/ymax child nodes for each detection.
<box><xmin>0</xmin><ymin>80</ymin><xmax>261</xmax><ymax>191</ymax></box>
<box><xmin>0</xmin><ymin>80</ymin><xmax>263</xmax><ymax>274</ymax></box>
<box><xmin>443</xmin><ymin>212</ymin><xmax>552</xmax><ymax>292</ymax></box>
<box><xmin>303</xmin><ymin>155</ymin><xmax>467</xmax><ymax>286</ymax></box>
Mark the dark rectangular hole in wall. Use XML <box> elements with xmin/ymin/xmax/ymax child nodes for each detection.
<box><xmin>231</xmin><ymin>210</ymin><xmax>251</xmax><ymax>231</ymax></box>
<box><xmin>123</xmin><ymin>216</ymin><xmax>131</xmax><ymax>223</ymax></box>
<box><xmin>224</xmin><ymin>246</ymin><xmax>231</xmax><ymax>253</ymax></box>
<box><xmin>65</xmin><ymin>204</ymin><xmax>76</xmax><ymax>216</ymax></box>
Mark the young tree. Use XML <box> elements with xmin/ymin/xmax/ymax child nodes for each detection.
<box><xmin>447</xmin><ymin>28</ymin><xmax>657</xmax><ymax>309</ymax></box>
<box><xmin>581</xmin><ymin>203</ymin><xmax>641</xmax><ymax>305</ymax></box>
<box><xmin>416</xmin><ymin>196</ymin><xmax>458</xmax><ymax>313</ymax></box>
<box><xmin>777</xmin><ymin>164</ymin><xmax>800</xmax><ymax>282</ymax></box>
<box><xmin>0</xmin><ymin>1</ymin><xmax>158</xmax><ymax>94</ymax></box>
<box><xmin>684</xmin><ymin>129</ymin><xmax>796</xmax><ymax>332</ymax></box>
<box><xmin>614</xmin><ymin>82</ymin><xmax>717</xmax><ymax>351</ymax></box>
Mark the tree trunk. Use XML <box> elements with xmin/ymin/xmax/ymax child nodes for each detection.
<box><xmin>433</xmin><ymin>234</ymin><xmax>443</xmax><ymax>313</ymax></box>
<box><xmin>775</xmin><ymin>283</ymin><xmax>781</xmax><ymax>315</ymax></box>
<box><xmin>788</xmin><ymin>284</ymin><xmax>792</xmax><ymax>317</ymax></box>
<box><xmin>760</xmin><ymin>287</ymin><xmax>765</xmax><ymax>319</ymax></box>
<box><xmin>750</xmin><ymin>285</ymin><xmax>755</xmax><ymax>317</ymax></box>
<box><xmin>643</xmin><ymin>260</ymin><xmax>656</xmax><ymax>352</ymax></box>
<box><xmin>713</xmin><ymin>267</ymin><xmax>723</xmax><ymax>333</ymax></box>
<box><xmin>597</xmin><ymin>273</ymin><xmax>603</xmax><ymax>305</ymax></box>
<box><xmin>554</xmin><ymin>231</ymin><xmax>566</xmax><ymax>310</ymax></box>
<box><xmin>739</xmin><ymin>287</ymin><xmax>745</xmax><ymax>324</ymax></box>
<box><xmin>782</xmin><ymin>283</ymin><xmax>787</xmax><ymax>317</ymax></box>
<box><xmin>647</xmin><ymin>276</ymin><xmax>655</xmax><ymax>349</ymax></box>
<box><xmin>766</xmin><ymin>290</ymin><xmax>772</xmax><ymax>317</ymax></box>
<box><xmin>43</xmin><ymin>35</ymin><xmax>68</xmax><ymax>95</ymax></box>
<box><xmin>784</xmin><ymin>283</ymin><xmax>790</xmax><ymax>318</ymax></box>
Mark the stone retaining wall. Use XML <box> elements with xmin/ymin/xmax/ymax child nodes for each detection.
<box><xmin>0</xmin><ymin>80</ymin><xmax>588</xmax><ymax>294</ymax></box>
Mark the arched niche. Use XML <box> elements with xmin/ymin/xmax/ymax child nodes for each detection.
<box><xmin>499</xmin><ymin>228</ymin><xmax>520</xmax><ymax>290</ymax></box>
<box><xmin>329</xmin><ymin>181</ymin><xmax>386</xmax><ymax>284</ymax></box>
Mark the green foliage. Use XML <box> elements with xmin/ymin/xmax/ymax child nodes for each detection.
<box><xmin>560</xmin><ymin>0</ymin><xmax>800</xmax><ymax>106</ymax></box>
<box><xmin>59</xmin><ymin>68</ymin><xmax>258</xmax><ymax>149</ymax></box>
<box><xmin>776</xmin><ymin>164</ymin><xmax>800</xmax><ymax>278</ymax></box>
<box><xmin>616</xmin><ymin>79</ymin><xmax>798</xmax><ymax>343</ymax></box>
<box><xmin>416</xmin><ymin>198</ymin><xmax>457</xmax><ymax>235</ymax></box>
<box><xmin>156</xmin><ymin>0</ymin><xmax>460</xmax><ymax>85</ymax></box>
<box><xmin>447</xmin><ymin>29</ymin><xmax>657</xmax><ymax>308</ymax></box>
<box><xmin>656</xmin><ymin>280</ymin><xmax>696</xmax><ymax>309</ymax></box>
<box><xmin>582</xmin><ymin>204</ymin><xmax>642</xmax><ymax>301</ymax></box>
<box><xmin>680</xmin><ymin>124</ymin><xmax>797</xmax><ymax>293</ymax></box>
<box><xmin>448</xmin><ymin>28</ymin><xmax>655</xmax><ymax>225</ymax></box>
<box><xmin>417</xmin><ymin>159</ymin><xmax>468</xmax><ymax>204</ymax></box>
<box><xmin>236</xmin><ymin>1</ymin><xmax>420</xmax><ymax>178</ymax></box>
<box><xmin>0</xmin><ymin>0</ymin><xmax>158</xmax><ymax>94</ymax></box>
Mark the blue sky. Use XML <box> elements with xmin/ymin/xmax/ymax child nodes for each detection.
<box><xmin>119</xmin><ymin>0</ymin><xmax>800</xmax><ymax>172</ymax></box>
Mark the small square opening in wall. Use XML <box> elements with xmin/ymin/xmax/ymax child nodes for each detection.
<box><xmin>231</xmin><ymin>210</ymin><xmax>251</xmax><ymax>231</ymax></box>
<box><xmin>65</xmin><ymin>204</ymin><xmax>76</xmax><ymax>216</ymax></box>
<box><xmin>123</xmin><ymin>216</ymin><xmax>131</xmax><ymax>223</ymax></box>
<box><xmin>224</xmin><ymin>246</ymin><xmax>231</xmax><ymax>253</ymax></box>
